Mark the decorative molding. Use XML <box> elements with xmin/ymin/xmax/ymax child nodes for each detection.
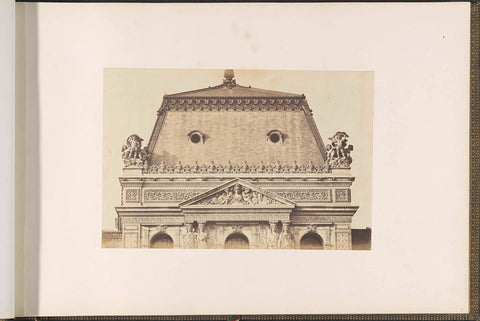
<box><xmin>259</xmin><ymin>182</ymin><xmax>353</xmax><ymax>188</ymax></box>
<box><xmin>275</xmin><ymin>189</ymin><xmax>331</xmax><ymax>202</ymax></box>
<box><xmin>335</xmin><ymin>189</ymin><xmax>351</xmax><ymax>202</ymax></box>
<box><xmin>124</xmin><ymin>181</ymin><xmax>353</xmax><ymax>189</ymax></box>
<box><xmin>122</xmin><ymin>217</ymin><xmax>184</xmax><ymax>224</ymax></box>
<box><xmin>125</xmin><ymin>189</ymin><xmax>139</xmax><ymax>202</ymax></box>
<box><xmin>144</xmin><ymin>190</ymin><xmax>201</xmax><ymax>201</ymax></box>
<box><xmin>184</xmin><ymin>213</ymin><xmax>290</xmax><ymax>222</ymax></box>
<box><xmin>291</xmin><ymin>216</ymin><xmax>352</xmax><ymax>224</ymax></box>
<box><xmin>146</xmin><ymin>160</ymin><xmax>330</xmax><ymax>174</ymax></box>
<box><xmin>161</xmin><ymin>98</ymin><xmax>305</xmax><ymax>113</ymax></box>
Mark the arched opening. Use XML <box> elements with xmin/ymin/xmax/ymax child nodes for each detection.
<box><xmin>225</xmin><ymin>233</ymin><xmax>249</xmax><ymax>249</ymax></box>
<box><xmin>300</xmin><ymin>232</ymin><xmax>324</xmax><ymax>250</ymax></box>
<box><xmin>150</xmin><ymin>233</ymin><xmax>174</xmax><ymax>249</ymax></box>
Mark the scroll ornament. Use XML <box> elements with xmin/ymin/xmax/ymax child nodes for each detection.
<box><xmin>326</xmin><ymin>131</ymin><xmax>354</xmax><ymax>168</ymax></box>
<box><xmin>121</xmin><ymin>134</ymin><xmax>149</xmax><ymax>167</ymax></box>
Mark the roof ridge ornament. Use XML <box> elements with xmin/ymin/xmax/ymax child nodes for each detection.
<box><xmin>223</xmin><ymin>69</ymin><xmax>237</xmax><ymax>89</ymax></box>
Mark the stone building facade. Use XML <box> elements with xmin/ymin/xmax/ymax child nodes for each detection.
<box><xmin>112</xmin><ymin>70</ymin><xmax>358</xmax><ymax>250</ymax></box>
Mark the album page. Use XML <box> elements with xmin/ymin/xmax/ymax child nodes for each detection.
<box><xmin>18</xmin><ymin>2</ymin><xmax>470</xmax><ymax>317</ymax></box>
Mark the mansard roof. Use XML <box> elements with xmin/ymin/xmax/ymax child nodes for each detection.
<box><xmin>146</xmin><ymin>70</ymin><xmax>327</xmax><ymax>167</ymax></box>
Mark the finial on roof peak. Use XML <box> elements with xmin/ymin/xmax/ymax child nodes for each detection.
<box><xmin>224</xmin><ymin>69</ymin><xmax>234</xmax><ymax>81</ymax></box>
<box><xmin>223</xmin><ymin>69</ymin><xmax>237</xmax><ymax>88</ymax></box>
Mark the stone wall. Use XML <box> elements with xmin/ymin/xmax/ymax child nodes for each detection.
<box><xmin>102</xmin><ymin>230</ymin><xmax>122</xmax><ymax>248</ymax></box>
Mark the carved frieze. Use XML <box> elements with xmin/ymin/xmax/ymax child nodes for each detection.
<box><xmin>275</xmin><ymin>190</ymin><xmax>331</xmax><ymax>202</ymax></box>
<box><xmin>121</xmin><ymin>217</ymin><xmax>184</xmax><ymax>224</ymax></box>
<box><xmin>146</xmin><ymin>160</ymin><xmax>330</xmax><ymax>174</ymax></box>
<box><xmin>335</xmin><ymin>189</ymin><xmax>351</xmax><ymax>202</ymax></box>
<box><xmin>291</xmin><ymin>216</ymin><xmax>352</xmax><ymax>224</ymax></box>
<box><xmin>144</xmin><ymin>190</ymin><xmax>201</xmax><ymax>201</ymax></box>
<box><xmin>125</xmin><ymin>189</ymin><xmax>139</xmax><ymax>202</ymax></box>
<box><xmin>184</xmin><ymin>213</ymin><xmax>290</xmax><ymax>222</ymax></box>
<box><xmin>161</xmin><ymin>97</ymin><xmax>305</xmax><ymax>113</ymax></box>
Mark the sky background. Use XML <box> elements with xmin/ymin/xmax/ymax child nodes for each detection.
<box><xmin>103</xmin><ymin>69</ymin><xmax>373</xmax><ymax>229</ymax></box>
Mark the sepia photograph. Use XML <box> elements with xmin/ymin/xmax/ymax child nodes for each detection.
<box><xmin>102</xmin><ymin>69</ymin><xmax>373</xmax><ymax>250</ymax></box>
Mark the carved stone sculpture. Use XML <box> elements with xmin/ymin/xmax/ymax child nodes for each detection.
<box><xmin>268</xmin><ymin>222</ymin><xmax>279</xmax><ymax>249</ymax></box>
<box><xmin>183</xmin><ymin>223</ymin><xmax>198</xmax><ymax>249</ymax></box>
<box><xmin>121</xmin><ymin>134</ymin><xmax>149</xmax><ymax>167</ymax></box>
<box><xmin>198</xmin><ymin>223</ymin><xmax>208</xmax><ymax>249</ymax></box>
<box><xmin>197</xmin><ymin>184</ymin><xmax>281</xmax><ymax>206</ymax></box>
<box><xmin>326</xmin><ymin>131</ymin><xmax>354</xmax><ymax>168</ymax></box>
<box><xmin>278</xmin><ymin>223</ymin><xmax>294</xmax><ymax>249</ymax></box>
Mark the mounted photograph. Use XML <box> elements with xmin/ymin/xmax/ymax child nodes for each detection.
<box><xmin>102</xmin><ymin>69</ymin><xmax>373</xmax><ymax>250</ymax></box>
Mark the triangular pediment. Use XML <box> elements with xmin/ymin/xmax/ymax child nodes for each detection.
<box><xmin>179</xmin><ymin>179</ymin><xmax>295</xmax><ymax>207</ymax></box>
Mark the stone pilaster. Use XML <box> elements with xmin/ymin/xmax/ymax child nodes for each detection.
<box><xmin>122</xmin><ymin>223</ymin><xmax>140</xmax><ymax>248</ymax></box>
<box><xmin>141</xmin><ymin>225</ymin><xmax>150</xmax><ymax>248</ymax></box>
<box><xmin>334</xmin><ymin>223</ymin><xmax>352</xmax><ymax>250</ymax></box>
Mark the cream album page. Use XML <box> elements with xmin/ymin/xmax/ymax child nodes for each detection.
<box><xmin>16</xmin><ymin>2</ymin><xmax>470</xmax><ymax>316</ymax></box>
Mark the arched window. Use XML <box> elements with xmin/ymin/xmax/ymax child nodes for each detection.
<box><xmin>225</xmin><ymin>233</ymin><xmax>249</xmax><ymax>249</ymax></box>
<box><xmin>150</xmin><ymin>233</ymin><xmax>174</xmax><ymax>248</ymax></box>
<box><xmin>300</xmin><ymin>232</ymin><xmax>324</xmax><ymax>250</ymax></box>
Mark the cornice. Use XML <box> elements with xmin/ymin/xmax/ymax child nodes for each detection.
<box><xmin>159</xmin><ymin>97</ymin><xmax>307</xmax><ymax>113</ymax></box>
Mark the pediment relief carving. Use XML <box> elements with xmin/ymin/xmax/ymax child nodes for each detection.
<box><xmin>181</xmin><ymin>179</ymin><xmax>294</xmax><ymax>207</ymax></box>
<box><xmin>193</xmin><ymin>183</ymin><xmax>281</xmax><ymax>206</ymax></box>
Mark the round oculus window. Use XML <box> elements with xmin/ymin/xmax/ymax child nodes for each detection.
<box><xmin>269</xmin><ymin>133</ymin><xmax>280</xmax><ymax>143</ymax></box>
<box><xmin>190</xmin><ymin>133</ymin><xmax>201</xmax><ymax>144</ymax></box>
